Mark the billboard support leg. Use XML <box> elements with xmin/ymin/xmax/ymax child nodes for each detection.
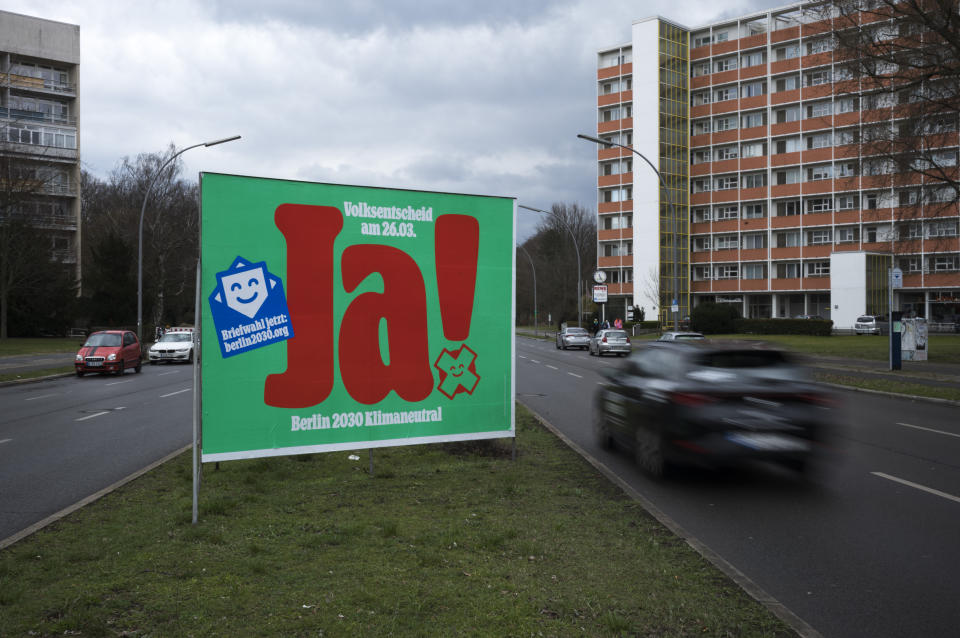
<box><xmin>192</xmin><ymin>260</ymin><xmax>201</xmax><ymax>526</ymax></box>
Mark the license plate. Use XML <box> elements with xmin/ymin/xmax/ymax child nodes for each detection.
<box><xmin>161</xmin><ymin>353</ymin><xmax>174</xmax><ymax>358</ymax></box>
<box><xmin>86</xmin><ymin>360</ymin><xmax>102</xmax><ymax>367</ymax></box>
<box><xmin>726</xmin><ymin>432</ymin><xmax>809</xmax><ymax>452</ymax></box>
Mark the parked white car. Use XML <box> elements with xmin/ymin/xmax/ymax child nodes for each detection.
<box><xmin>854</xmin><ymin>316</ymin><xmax>881</xmax><ymax>335</ymax></box>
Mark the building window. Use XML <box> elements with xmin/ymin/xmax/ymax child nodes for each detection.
<box><xmin>835</xmin><ymin>129</ymin><xmax>859</xmax><ymax>145</ymax></box>
<box><xmin>806</xmin><ymin>133</ymin><xmax>832</xmax><ymax>149</ymax></box>
<box><xmin>777</xmin><ymin>200</ymin><xmax>802</xmax><ymax>216</ymax></box>
<box><xmin>776</xmin><ymin>231</ymin><xmax>801</xmax><ymax>247</ymax></box>
<box><xmin>836</xmin><ymin>97</ymin><xmax>859</xmax><ymax>113</ymax></box>
<box><xmin>743</xmin><ymin>51</ymin><xmax>765</xmax><ymax>67</ymax></box>
<box><xmin>715</xmin><ymin>175</ymin><xmax>738</xmax><ymax>190</ymax></box>
<box><xmin>931</xmin><ymin>254</ymin><xmax>960</xmax><ymax>272</ymax></box>
<box><xmin>776</xmin><ymin>262</ymin><xmax>801</xmax><ymax>278</ymax></box>
<box><xmin>775</xmin><ymin>44</ymin><xmax>799</xmax><ymax>60</ymax></box>
<box><xmin>805</xmin><ymin>69</ymin><xmax>831</xmax><ymax>86</ymax></box>
<box><xmin>836</xmin><ymin>194</ymin><xmax>859</xmax><ymax>210</ymax></box>
<box><xmin>714</xmin><ymin>116</ymin><xmax>736</xmax><ymax>132</ymax></box>
<box><xmin>774</xmin><ymin>137</ymin><xmax>802</xmax><ymax>155</ymax></box>
<box><xmin>715</xmin><ymin>264</ymin><xmax>739</xmax><ymax>279</ymax></box>
<box><xmin>692</xmin><ymin>207</ymin><xmax>710</xmax><ymax>223</ymax></box>
<box><xmin>899</xmin><ymin>256</ymin><xmax>922</xmax><ymax>273</ymax></box>
<box><xmin>693</xmin><ymin>178</ymin><xmax>711</xmax><ymax>193</ymax></box>
<box><xmin>807</xmin><ymin>165</ymin><xmax>833</xmax><ymax>181</ymax></box>
<box><xmin>774</xmin><ymin>75</ymin><xmax>801</xmax><ymax>92</ymax></box>
<box><xmin>836</xmin><ymin>162</ymin><xmax>858</xmax><ymax>178</ymax></box>
<box><xmin>741</xmin><ymin>111</ymin><xmax>765</xmax><ymax>129</ymax></box>
<box><xmin>836</xmin><ymin>227</ymin><xmax>859</xmax><ymax>243</ymax></box>
<box><xmin>715</xmin><ymin>234</ymin><xmax>738</xmax><ymax>250</ymax></box>
<box><xmin>806</xmin><ymin>38</ymin><xmax>834</xmax><ymax>55</ymax></box>
<box><xmin>714</xmin><ymin>87</ymin><xmax>736</xmax><ymax>102</ymax></box>
<box><xmin>742</xmin><ymin>232</ymin><xmax>766</xmax><ymax>248</ymax></box>
<box><xmin>865</xmin><ymin>193</ymin><xmax>879</xmax><ymax>209</ymax></box>
<box><xmin>741</xmin><ymin>81</ymin><xmax>766</xmax><ymax>98</ymax></box>
<box><xmin>743</xmin><ymin>203</ymin><xmax>766</xmax><ymax>219</ymax></box>
<box><xmin>740</xmin><ymin>141</ymin><xmax>766</xmax><ymax>157</ymax></box>
<box><xmin>693</xmin><ymin>236</ymin><xmax>711</xmax><ymax>251</ymax></box>
<box><xmin>693</xmin><ymin>265</ymin><xmax>711</xmax><ymax>280</ymax></box>
<box><xmin>775</xmin><ymin>169</ymin><xmax>801</xmax><ymax>185</ymax></box>
<box><xmin>742</xmin><ymin>173</ymin><xmax>767</xmax><ymax>189</ymax></box>
<box><xmin>927</xmin><ymin>221</ymin><xmax>959</xmax><ymax>237</ymax></box>
<box><xmin>806</xmin><ymin>261</ymin><xmax>830</xmax><ymax>277</ymax></box>
<box><xmin>807</xmin><ymin>198</ymin><xmax>833</xmax><ymax>213</ymax></box>
<box><xmin>715</xmin><ymin>57</ymin><xmax>737</xmax><ymax>72</ymax></box>
<box><xmin>743</xmin><ymin>263</ymin><xmax>766</xmax><ymax>279</ymax></box>
<box><xmin>807</xmin><ymin>229</ymin><xmax>833</xmax><ymax>245</ymax></box>
<box><xmin>715</xmin><ymin>146</ymin><xmax>738</xmax><ymax>160</ymax></box>
<box><xmin>715</xmin><ymin>205</ymin><xmax>738</xmax><ymax>220</ymax></box>
<box><xmin>806</xmin><ymin>101</ymin><xmax>832</xmax><ymax>118</ymax></box>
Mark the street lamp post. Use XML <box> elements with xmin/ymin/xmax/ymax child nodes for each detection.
<box><xmin>517</xmin><ymin>243</ymin><xmax>537</xmax><ymax>336</ymax></box>
<box><xmin>137</xmin><ymin>135</ymin><xmax>241</xmax><ymax>342</ymax></box>
<box><xmin>519</xmin><ymin>204</ymin><xmax>583</xmax><ymax>327</ymax></box>
<box><xmin>577</xmin><ymin>133</ymin><xmax>679</xmax><ymax>331</ymax></box>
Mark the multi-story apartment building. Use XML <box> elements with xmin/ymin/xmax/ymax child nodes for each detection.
<box><xmin>0</xmin><ymin>10</ymin><xmax>81</xmax><ymax>282</ymax></box>
<box><xmin>591</xmin><ymin>2</ymin><xmax>960</xmax><ymax>329</ymax></box>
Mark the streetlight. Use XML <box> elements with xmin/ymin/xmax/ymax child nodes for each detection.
<box><xmin>577</xmin><ymin>132</ymin><xmax>680</xmax><ymax>330</ymax></box>
<box><xmin>517</xmin><ymin>243</ymin><xmax>537</xmax><ymax>336</ymax></box>
<box><xmin>137</xmin><ymin>135</ymin><xmax>241</xmax><ymax>342</ymax></box>
<box><xmin>519</xmin><ymin>204</ymin><xmax>583</xmax><ymax>327</ymax></box>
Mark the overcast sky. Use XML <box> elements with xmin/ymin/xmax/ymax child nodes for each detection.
<box><xmin>10</xmin><ymin>0</ymin><xmax>789</xmax><ymax>239</ymax></box>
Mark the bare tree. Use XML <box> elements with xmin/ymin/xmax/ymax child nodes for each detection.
<box><xmin>821</xmin><ymin>0</ymin><xmax>960</xmax><ymax>256</ymax></box>
<box><xmin>640</xmin><ymin>266</ymin><xmax>661</xmax><ymax>317</ymax></box>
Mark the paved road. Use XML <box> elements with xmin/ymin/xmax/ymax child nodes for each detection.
<box><xmin>516</xmin><ymin>336</ymin><xmax>960</xmax><ymax>638</ymax></box>
<box><xmin>0</xmin><ymin>364</ymin><xmax>193</xmax><ymax>541</ymax></box>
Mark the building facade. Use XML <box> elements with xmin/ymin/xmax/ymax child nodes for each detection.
<box><xmin>592</xmin><ymin>2</ymin><xmax>960</xmax><ymax>329</ymax></box>
<box><xmin>0</xmin><ymin>10</ymin><xmax>81</xmax><ymax>282</ymax></box>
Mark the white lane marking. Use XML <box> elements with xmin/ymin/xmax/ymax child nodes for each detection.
<box><xmin>159</xmin><ymin>370</ymin><xmax>181</xmax><ymax>376</ymax></box>
<box><xmin>546</xmin><ymin>365</ymin><xmax>558</xmax><ymax>370</ymax></box>
<box><xmin>0</xmin><ymin>438</ymin><xmax>11</xmax><ymax>445</ymax></box>
<box><xmin>871</xmin><ymin>472</ymin><xmax>960</xmax><ymax>505</ymax></box>
<box><xmin>896</xmin><ymin>422</ymin><xmax>960</xmax><ymax>440</ymax></box>
<box><xmin>161</xmin><ymin>388</ymin><xmax>191</xmax><ymax>398</ymax></box>
<box><xmin>518</xmin><ymin>355</ymin><xmax>527</xmax><ymax>359</ymax></box>
<box><xmin>25</xmin><ymin>393</ymin><xmax>57</xmax><ymax>401</ymax></box>
<box><xmin>105</xmin><ymin>379</ymin><xmax>133</xmax><ymax>386</ymax></box>
<box><xmin>531</xmin><ymin>359</ymin><xmax>540</xmax><ymax>364</ymax></box>
<box><xmin>568</xmin><ymin>372</ymin><xmax>583</xmax><ymax>378</ymax></box>
<box><xmin>76</xmin><ymin>411</ymin><xmax>110</xmax><ymax>422</ymax></box>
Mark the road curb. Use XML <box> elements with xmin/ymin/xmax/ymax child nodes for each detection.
<box><xmin>519</xmin><ymin>400</ymin><xmax>823</xmax><ymax>638</ymax></box>
<box><xmin>0</xmin><ymin>444</ymin><xmax>192</xmax><ymax>551</ymax></box>
<box><xmin>0</xmin><ymin>371</ymin><xmax>74</xmax><ymax>387</ymax></box>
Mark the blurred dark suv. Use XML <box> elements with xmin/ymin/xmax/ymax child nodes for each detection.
<box><xmin>594</xmin><ymin>341</ymin><xmax>835</xmax><ymax>478</ymax></box>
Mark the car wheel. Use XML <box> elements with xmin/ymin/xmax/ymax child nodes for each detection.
<box><xmin>589</xmin><ymin>347</ymin><xmax>595</xmax><ymax>356</ymax></box>
<box><xmin>187</xmin><ymin>350</ymin><xmax>194</xmax><ymax>364</ymax></box>
<box><xmin>150</xmin><ymin>360</ymin><xmax>157</xmax><ymax>365</ymax></box>
<box><xmin>635</xmin><ymin>426</ymin><xmax>668</xmax><ymax>479</ymax></box>
<box><xmin>135</xmin><ymin>359</ymin><xmax>142</xmax><ymax>373</ymax></box>
<box><xmin>76</xmin><ymin>370</ymin><xmax>84</xmax><ymax>377</ymax></box>
<box><xmin>593</xmin><ymin>402</ymin><xmax>615</xmax><ymax>450</ymax></box>
<box><xmin>556</xmin><ymin>341</ymin><xmax>560</xmax><ymax>349</ymax></box>
<box><xmin>115</xmin><ymin>360</ymin><xmax>124</xmax><ymax>376</ymax></box>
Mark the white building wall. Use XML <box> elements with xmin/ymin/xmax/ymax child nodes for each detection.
<box><xmin>630</xmin><ymin>18</ymin><xmax>662</xmax><ymax>318</ymax></box>
<box><xmin>830</xmin><ymin>252</ymin><xmax>867</xmax><ymax>330</ymax></box>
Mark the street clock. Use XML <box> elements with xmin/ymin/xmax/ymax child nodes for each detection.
<box><xmin>593</xmin><ymin>270</ymin><xmax>607</xmax><ymax>284</ymax></box>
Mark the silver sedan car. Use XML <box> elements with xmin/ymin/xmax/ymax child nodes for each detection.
<box><xmin>556</xmin><ymin>327</ymin><xmax>591</xmax><ymax>350</ymax></box>
<box><xmin>589</xmin><ymin>329</ymin><xmax>632</xmax><ymax>357</ymax></box>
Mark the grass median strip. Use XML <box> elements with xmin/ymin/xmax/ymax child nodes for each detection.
<box><xmin>815</xmin><ymin>372</ymin><xmax>960</xmax><ymax>402</ymax></box>
<box><xmin>0</xmin><ymin>405</ymin><xmax>791</xmax><ymax>637</ymax></box>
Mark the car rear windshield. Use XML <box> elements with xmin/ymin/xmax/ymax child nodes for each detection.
<box><xmin>857</xmin><ymin>316</ymin><xmax>875</xmax><ymax>322</ymax></box>
<box><xmin>567</xmin><ymin>328</ymin><xmax>588</xmax><ymax>335</ymax></box>
<box><xmin>84</xmin><ymin>333</ymin><xmax>121</xmax><ymax>347</ymax></box>
<box><xmin>605</xmin><ymin>331</ymin><xmax>628</xmax><ymax>339</ymax></box>
<box><xmin>694</xmin><ymin>350</ymin><xmax>789</xmax><ymax>369</ymax></box>
<box><xmin>675</xmin><ymin>334</ymin><xmax>704</xmax><ymax>340</ymax></box>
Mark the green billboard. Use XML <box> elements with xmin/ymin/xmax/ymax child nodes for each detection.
<box><xmin>200</xmin><ymin>173</ymin><xmax>515</xmax><ymax>462</ymax></box>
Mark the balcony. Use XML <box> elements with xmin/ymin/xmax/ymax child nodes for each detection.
<box><xmin>771</xmin><ymin>89</ymin><xmax>801</xmax><ymax>106</ymax></box>
<box><xmin>771</xmin><ymin>247</ymin><xmax>802</xmax><ymax>259</ymax></box>
<box><xmin>598</xmin><ymin>255</ymin><xmax>633</xmax><ymax>268</ymax></box>
<box><xmin>598</xmin><ymin>118</ymin><xmax>631</xmax><ymax>134</ymax></box>
<box><xmin>771</xmin><ymin>152</ymin><xmax>802</xmax><ymax>168</ymax></box>
<box><xmin>802</xmin><ymin>277</ymin><xmax>830</xmax><ymax>290</ymax></box>
<box><xmin>772</xmin><ymin>277</ymin><xmax>802</xmax><ymax>290</ymax></box>
<box><xmin>801</xmin><ymin>84</ymin><xmax>832</xmax><ymax>100</ymax></box>
<box><xmin>771</xmin><ymin>26</ymin><xmax>800</xmax><ymax>44</ymax></box>
<box><xmin>0</xmin><ymin>106</ymin><xmax>76</xmax><ymax>127</ymax></box>
<box><xmin>597</xmin><ymin>228</ymin><xmax>632</xmax><ymax>241</ymax></box>
<box><xmin>740</xmin><ymin>126</ymin><xmax>767</xmax><ymax>141</ymax></box>
<box><xmin>802</xmin><ymin>244</ymin><xmax>832</xmax><ymax>258</ymax></box>
<box><xmin>770</xmin><ymin>59</ymin><xmax>800</xmax><ymax>74</ymax></box>
<box><xmin>0</xmin><ymin>73</ymin><xmax>76</xmax><ymax>95</ymax></box>
<box><xmin>802</xmin><ymin>115</ymin><xmax>833</xmax><ymax>131</ymax></box>
<box><xmin>802</xmin><ymin>179</ymin><xmax>834</xmax><ymax>195</ymax></box>
<box><xmin>802</xmin><ymin>212</ymin><xmax>833</xmax><ymax>227</ymax></box>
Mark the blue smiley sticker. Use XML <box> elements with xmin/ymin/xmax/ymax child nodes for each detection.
<box><xmin>209</xmin><ymin>256</ymin><xmax>294</xmax><ymax>358</ymax></box>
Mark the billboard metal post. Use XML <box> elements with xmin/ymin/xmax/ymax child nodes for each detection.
<box><xmin>193</xmin><ymin>260</ymin><xmax>201</xmax><ymax>525</ymax></box>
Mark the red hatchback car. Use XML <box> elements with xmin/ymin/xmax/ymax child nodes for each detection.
<box><xmin>75</xmin><ymin>330</ymin><xmax>143</xmax><ymax>376</ymax></box>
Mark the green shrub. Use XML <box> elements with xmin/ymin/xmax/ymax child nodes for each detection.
<box><xmin>734</xmin><ymin>318</ymin><xmax>833</xmax><ymax>336</ymax></box>
<box><xmin>690</xmin><ymin>302</ymin><xmax>740</xmax><ymax>334</ymax></box>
